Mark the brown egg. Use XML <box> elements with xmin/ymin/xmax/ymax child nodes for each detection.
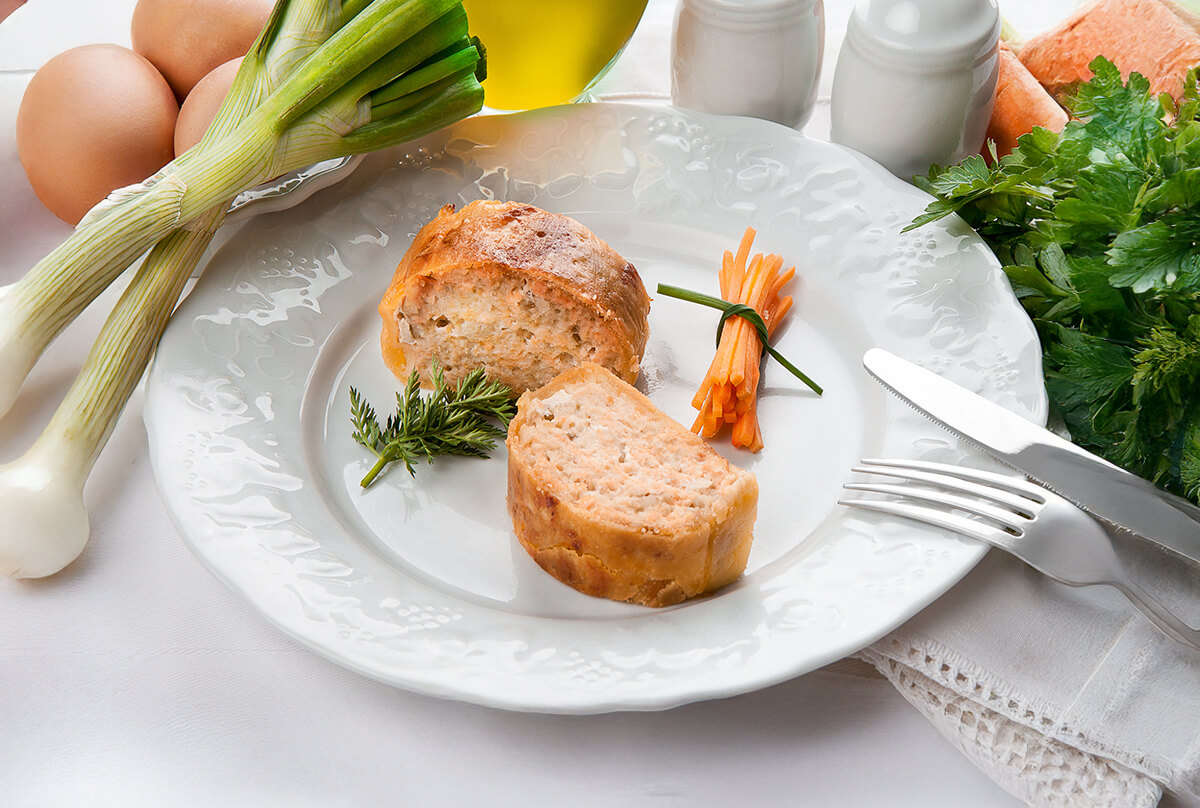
<box><xmin>16</xmin><ymin>44</ymin><xmax>178</xmax><ymax>226</ymax></box>
<box><xmin>131</xmin><ymin>0</ymin><xmax>274</xmax><ymax>101</ymax></box>
<box><xmin>175</xmin><ymin>57</ymin><xmax>241</xmax><ymax>155</ymax></box>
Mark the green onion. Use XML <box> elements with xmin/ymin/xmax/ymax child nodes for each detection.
<box><xmin>0</xmin><ymin>0</ymin><xmax>484</xmax><ymax>418</ymax></box>
<box><xmin>0</xmin><ymin>0</ymin><xmax>486</xmax><ymax>578</ymax></box>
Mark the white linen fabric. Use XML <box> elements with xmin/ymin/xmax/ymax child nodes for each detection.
<box><xmin>3</xmin><ymin>1</ymin><xmax>1199</xmax><ymax>806</ymax></box>
<box><xmin>859</xmin><ymin>551</ymin><xmax>1200</xmax><ymax>807</ymax></box>
<box><xmin>861</xmin><ymin>641</ymin><xmax>1164</xmax><ymax>808</ymax></box>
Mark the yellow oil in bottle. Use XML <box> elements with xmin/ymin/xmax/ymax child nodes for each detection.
<box><xmin>463</xmin><ymin>0</ymin><xmax>649</xmax><ymax>110</ymax></box>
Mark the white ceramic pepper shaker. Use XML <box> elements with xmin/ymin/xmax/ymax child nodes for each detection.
<box><xmin>829</xmin><ymin>0</ymin><xmax>1000</xmax><ymax>180</ymax></box>
<box><xmin>672</xmin><ymin>0</ymin><xmax>825</xmax><ymax>129</ymax></box>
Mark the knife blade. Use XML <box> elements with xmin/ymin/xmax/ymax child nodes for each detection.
<box><xmin>863</xmin><ymin>347</ymin><xmax>1200</xmax><ymax>563</ymax></box>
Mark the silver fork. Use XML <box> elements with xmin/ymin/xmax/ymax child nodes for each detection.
<box><xmin>839</xmin><ymin>458</ymin><xmax>1200</xmax><ymax>651</ymax></box>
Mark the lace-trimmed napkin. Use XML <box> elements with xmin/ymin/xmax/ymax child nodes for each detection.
<box><xmin>597</xmin><ymin>7</ymin><xmax>1200</xmax><ymax>806</ymax></box>
<box><xmin>855</xmin><ymin>544</ymin><xmax>1200</xmax><ymax>807</ymax></box>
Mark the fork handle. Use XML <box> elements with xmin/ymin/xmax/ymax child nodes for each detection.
<box><xmin>1112</xmin><ymin>578</ymin><xmax>1200</xmax><ymax>652</ymax></box>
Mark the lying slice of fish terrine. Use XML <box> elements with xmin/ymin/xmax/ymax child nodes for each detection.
<box><xmin>506</xmin><ymin>362</ymin><xmax>758</xmax><ymax>607</ymax></box>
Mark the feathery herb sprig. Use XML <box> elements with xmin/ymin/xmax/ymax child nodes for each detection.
<box><xmin>350</xmin><ymin>363</ymin><xmax>516</xmax><ymax>488</ymax></box>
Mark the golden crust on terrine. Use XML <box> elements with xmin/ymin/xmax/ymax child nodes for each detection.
<box><xmin>378</xmin><ymin>200</ymin><xmax>650</xmax><ymax>394</ymax></box>
<box><xmin>506</xmin><ymin>363</ymin><xmax>759</xmax><ymax>608</ymax></box>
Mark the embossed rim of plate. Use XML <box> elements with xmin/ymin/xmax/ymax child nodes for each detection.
<box><xmin>144</xmin><ymin>103</ymin><xmax>1046</xmax><ymax>714</ymax></box>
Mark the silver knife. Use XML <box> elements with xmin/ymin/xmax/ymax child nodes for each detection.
<box><xmin>863</xmin><ymin>347</ymin><xmax>1200</xmax><ymax>563</ymax></box>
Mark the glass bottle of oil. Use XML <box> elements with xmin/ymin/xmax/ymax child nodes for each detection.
<box><xmin>463</xmin><ymin>0</ymin><xmax>650</xmax><ymax>111</ymax></box>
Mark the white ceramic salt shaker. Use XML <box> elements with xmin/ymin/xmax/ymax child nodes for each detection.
<box><xmin>830</xmin><ymin>0</ymin><xmax>1000</xmax><ymax>180</ymax></box>
<box><xmin>672</xmin><ymin>0</ymin><xmax>825</xmax><ymax>129</ymax></box>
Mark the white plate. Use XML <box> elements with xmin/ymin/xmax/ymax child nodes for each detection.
<box><xmin>144</xmin><ymin>103</ymin><xmax>1046</xmax><ymax>714</ymax></box>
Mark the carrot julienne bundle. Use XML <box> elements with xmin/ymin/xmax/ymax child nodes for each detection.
<box><xmin>691</xmin><ymin>227</ymin><xmax>794</xmax><ymax>453</ymax></box>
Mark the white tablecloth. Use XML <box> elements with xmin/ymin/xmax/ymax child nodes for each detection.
<box><xmin>1</xmin><ymin>1</ymin><xmax>1177</xmax><ymax>805</ymax></box>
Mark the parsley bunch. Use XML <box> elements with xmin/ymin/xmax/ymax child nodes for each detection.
<box><xmin>350</xmin><ymin>363</ymin><xmax>516</xmax><ymax>488</ymax></box>
<box><xmin>910</xmin><ymin>57</ymin><xmax>1200</xmax><ymax>503</ymax></box>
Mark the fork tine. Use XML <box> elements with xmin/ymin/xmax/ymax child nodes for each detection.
<box><xmin>843</xmin><ymin>481</ymin><xmax>1027</xmax><ymax>534</ymax></box>
<box><xmin>855</xmin><ymin>459</ymin><xmax>1043</xmax><ymax>512</ymax></box>
<box><xmin>861</xmin><ymin>458</ymin><xmax>1045</xmax><ymax>499</ymax></box>
<box><xmin>839</xmin><ymin>496</ymin><xmax>1016</xmax><ymax>545</ymax></box>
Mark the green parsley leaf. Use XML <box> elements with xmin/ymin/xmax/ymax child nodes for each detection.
<box><xmin>1107</xmin><ymin>214</ymin><xmax>1200</xmax><ymax>292</ymax></box>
